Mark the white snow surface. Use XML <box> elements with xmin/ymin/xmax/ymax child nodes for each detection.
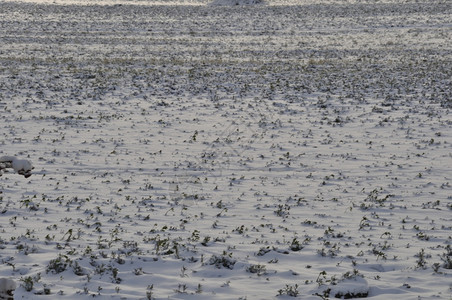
<box><xmin>11</xmin><ymin>159</ymin><xmax>33</xmax><ymax>173</ymax></box>
<box><xmin>0</xmin><ymin>0</ymin><xmax>451</xmax><ymax>299</ymax></box>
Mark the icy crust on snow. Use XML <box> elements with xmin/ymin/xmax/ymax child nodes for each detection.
<box><xmin>0</xmin><ymin>1</ymin><xmax>451</xmax><ymax>299</ymax></box>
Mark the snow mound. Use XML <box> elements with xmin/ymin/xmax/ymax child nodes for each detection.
<box><xmin>209</xmin><ymin>0</ymin><xmax>266</xmax><ymax>6</ymax></box>
<box><xmin>0</xmin><ymin>278</ymin><xmax>16</xmax><ymax>299</ymax></box>
<box><xmin>0</xmin><ymin>156</ymin><xmax>34</xmax><ymax>178</ymax></box>
<box><xmin>329</xmin><ymin>276</ymin><xmax>369</xmax><ymax>298</ymax></box>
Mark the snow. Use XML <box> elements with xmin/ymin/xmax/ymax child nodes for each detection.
<box><xmin>11</xmin><ymin>159</ymin><xmax>33</xmax><ymax>174</ymax></box>
<box><xmin>209</xmin><ymin>0</ymin><xmax>266</xmax><ymax>6</ymax></box>
<box><xmin>0</xmin><ymin>0</ymin><xmax>451</xmax><ymax>299</ymax></box>
<box><xmin>0</xmin><ymin>278</ymin><xmax>17</xmax><ymax>299</ymax></box>
<box><xmin>0</xmin><ymin>156</ymin><xmax>33</xmax><ymax>178</ymax></box>
<box><xmin>328</xmin><ymin>275</ymin><xmax>369</xmax><ymax>298</ymax></box>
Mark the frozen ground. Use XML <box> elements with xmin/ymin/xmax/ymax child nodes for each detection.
<box><xmin>0</xmin><ymin>0</ymin><xmax>451</xmax><ymax>299</ymax></box>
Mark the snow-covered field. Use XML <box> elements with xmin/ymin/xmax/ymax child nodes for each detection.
<box><xmin>1</xmin><ymin>0</ymin><xmax>451</xmax><ymax>299</ymax></box>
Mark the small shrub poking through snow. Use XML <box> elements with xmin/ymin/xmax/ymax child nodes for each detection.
<box><xmin>207</xmin><ymin>251</ymin><xmax>236</xmax><ymax>269</ymax></box>
<box><xmin>46</xmin><ymin>254</ymin><xmax>71</xmax><ymax>274</ymax></box>
<box><xmin>441</xmin><ymin>245</ymin><xmax>452</xmax><ymax>269</ymax></box>
<box><xmin>246</xmin><ymin>264</ymin><xmax>267</xmax><ymax>276</ymax></box>
<box><xmin>277</xmin><ymin>284</ymin><xmax>299</xmax><ymax>297</ymax></box>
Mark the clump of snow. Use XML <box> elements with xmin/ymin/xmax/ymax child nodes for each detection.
<box><xmin>0</xmin><ymin>278</ymin><xmax>16</xmax><ymax>299</ymax></box>
<box><xmin>329</xmin><ymin>276</ymin><xmax>369</xmax><ymax>299</ymax></box>
<box><xmin>0</xmin><ymin>156</ymin><xmax>33</xmax><ymax>178</ymax></box>
<box><xmin>209</xmin><ymin>0</ymin><xmax>266</xmax><ymax>6</ymax></box>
